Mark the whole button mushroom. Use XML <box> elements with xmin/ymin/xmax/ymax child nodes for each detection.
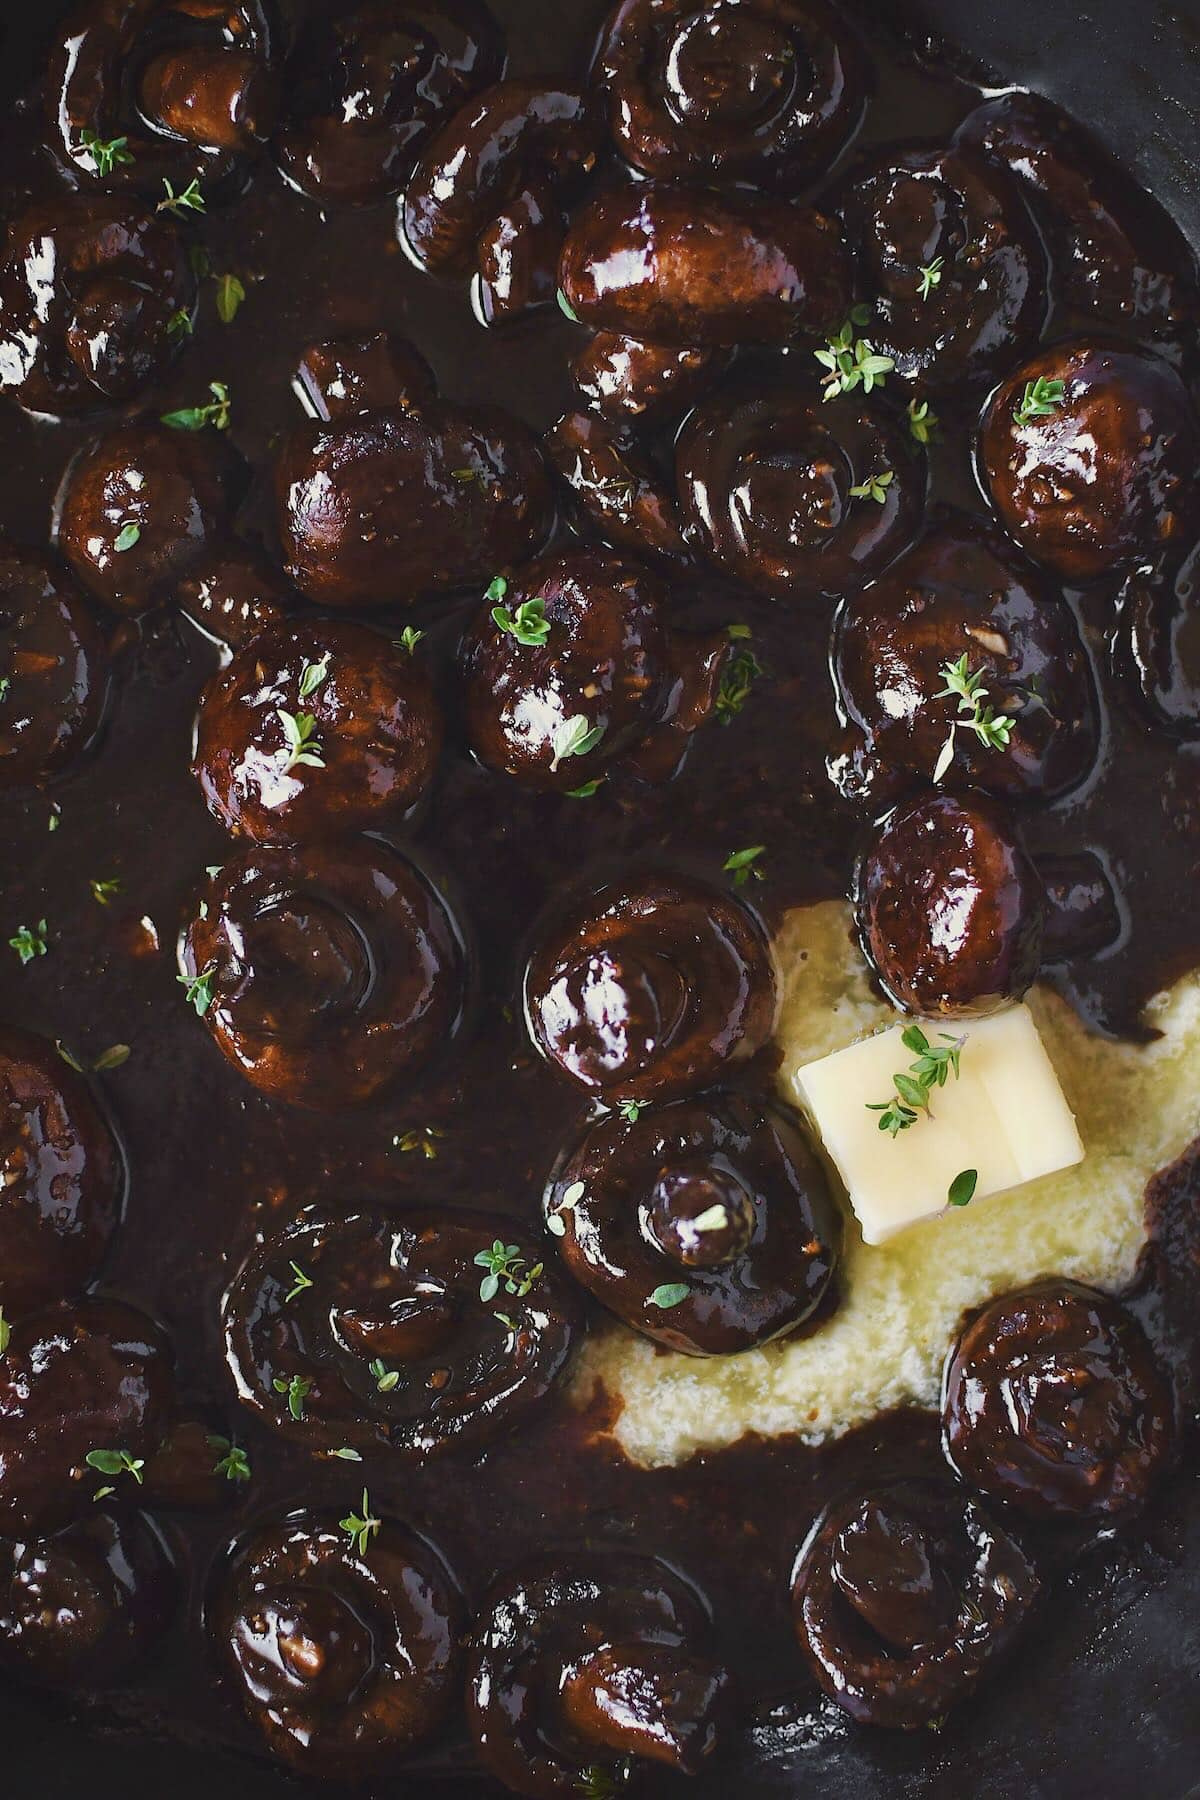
<box><xmin>54</xmin><ymin>420</ymin><xmax>231</xmax><ymax>614</ymax></box>
<box><xmin>214</xmin><ymin>1507</ymin><xmax>462</xmax><ymax>1778</ymax></box>
<box><xmin>835</xmin><ymin>143</ymin><xmax>1047</xmax><ymax>391</ymax></box>
<box><xmin>676</xmin><ymin>374</ymin><xmax>925</xmax><ymax>597</ymax></box>
<box><xmin>980</xmin><ymin>341</ymin><xmax>1200</xmax><ymax>584</ymax></box>
<box><xmin>0</xmin><ymin>1026</ymin><xmax>123</xmax><ymax>1317</ymax></box>
<box><xmin>48</xmin><ymin>0</ymin><xmax>280</xmax><ymax>195</ymax></box>
<box><xmin>460</xmin><ymin>548</ymin><xmax>728</xmax><ymax>790</ymax></box>
<box><xmin>276</xmin><ymin>0</ymin><xmax>502</xmax><ymax>206</ymax></box>
<box><xmin>832</xmin><ymin>520</ymin><xmax>1099</xmax><ymax>803</ymax></box>
<box><xmin>546</xmin><ymin>1089</ymin><xmax>839</xmax><ymax>1355</ymax></box>
<box><xmin>223</xmin><ymin>1206</ymin><xmax>581</xmax><ymax>1456</ymax></box>
<box><xmin>569</xmin><ymin>332</ymin><xmax>725</xmax><ymax>421</ymax></box>
<box><xmin>596</xmin><ymin>0</ymin><xmax>867</xmax><ymax>190</ymax></box>
<box><xmin>854</xmin><ymin>791</ymin><xmax>1047</xmax><ymax>1019</ymax></box>
<box><xmin>180</xmin><ymin>840</ymin><xmax>467</xmax><ymax>1111</ymax></box>
<box><xmin>941</xmin><ymin>1280</ymin><xmax>1174</xmax><ymax>1521</ymax></box>
<box><xmin>0</xmin><ymin>1299</ymin><xmax>174</xmax><ymax>1540</ymax></box>
<box><xmin>174</xmin><ymin>542</ymin><xmax>292</xmax><ymax>650</ymax></box>
<box><xmin>0</xmin><ymin>544</ymin><xmax>110</xmax><ymax>788</ymax></box>
<box><xmin>792</xmin><ymin>1477</ymin><xmax>1040</xmax><ymax>1729</ymax></box>
<box><xmin>957</xmin><ymin>90</ymin><xmax>1200</xmax><ymax>343</ymax></box>
<box><xmin>1122</xmin><ymin>536</ymin><xmax>1200</xmax><ymax>740</ymax></box>
<box><xmin>275</xmin><ymin>404</ymin><xmax>554</xmax><ymax>609</ymax></box>
<box><xmin>0</xmin><ymin>1510</ymin><xmax>177</xmax><ymax>1688</ymax></box>
<box><xmin>293</xmin><ymin>332</ymin><xmax>437</xmax><ymax>424</ymax></box>
<box><xmin>468</xmin><ymin>1552</ymin><xmax>735</xmax><ymax>1797</ymax></box>
<box><xmin>545</xmin><ymin>411</ymin><xmax>694</xmax><ymax>568</ymax></box>
<box><xmin>0</xmin><ymin>198</ymin><xmax>194</xmax><ymax>417</ymax></box>
<box><xmin>525</xmin><ymin>871</ymin><xmax>776</xmax><ymax>1104</ymax></box>
<box><xmin>402</xmin><ymin>81</ymin><xmax>602</xmax><ymax>327</ymax></box>
<box><xmin>193</xmin><ymin>618</ymin><xmax>442</xmax><ymax>842</ymax></box>
<box><xmin>559</xmin><ymin>182</ymin><xmax>852</xmax><ymax>348</ymax></box>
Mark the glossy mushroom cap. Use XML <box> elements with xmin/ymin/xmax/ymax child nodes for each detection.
<box><xmin>275</xmin><ymin>403</ymin><xmax>553</xmax><ymax>609</ymax></box>
<box><xmin>835</xmin><ymin>143</ymin><xmax>1047</xmax><ymax>391</ymax></box>
<box><xmin>792</xmin><ymin>1477</ymin><xmax>1040</xmax><ymax>1729</ymax></box>
<box><xmin>0</xmin><ymin>198</ymin><xmax>193</xmax><ymax>417</ymax></box>
<box><xmin>596</xmin><ymin>0</ymin><xmax>867</xmax><ymax>190</ymax></box>
<box><xmin>222</xmin><ymin>1206</ymin><xmax>581</xmax><ymax>1456</ymax></box>
<box><xmin>215</xmin><ymin>1508</ymin><xmax>462</xmax><ymax>1777</ymax></box>
<box><xmin>194</xmin><ymin>618</ymin><xmax>442</xmax><ymax>841</ymax></box>
<box><xmin>981</xmin><ymin>341</ymin><xmax>1200</xmax><ymax>584</ymax></box>
<box><xmin>832</xmin><ymin>519</ymin><xmax>1099</xmax><ymax>805</ymax></box>
<box><xmin>545</xmin><ymin>411</ymin><xmax>694</xmax><ymax>568</ymax></box>
<box><xmin>276</xmin><ymin>0</ymin><xmax>503</xmax><ymax>205</ymax></box>
<box><xmin>174</xmin><ymin>543</ymin><xmax>292</xmax><ymax>650</ymax></box>
<box><xmin>942</xmin><ymin>1280</ymin><xmax>1174</xmax><ymax>1520</ymax></box>
<box><xmin>569</xmin><ymin>333</ymin><xmax>725</xmax><ymax>421</ymax></box>
<box><xmin>0</xmin><ymin>1510</ymin><xmax>177</xmax><ymax>1688</ymax></box>
<box><xmin>468</xmin><ymin>1551</ymin><xmax>734</xmax><ymax>1796</ymax></box>
<box><xmin>402</xmin><ymin>80</ymin><xmax>601</xmax><ymax>325</ymax></box>
<box><xmin>0</xmin><ymin>1026</ymin><xmax>123</xmax><ymax>1315</ymax></box>
<box><xmin>460</xmin><ymin>547</ymin><xmax>728</xmax><ymax>789</ymax></box>
<box><xmin>0</xmin><ymin>543</ymin><xmax>110</xmax><ymax>787</ymax></box>
<box><xmin>181</xmin><ymin>839</ymin><xmax>467</xmax><ymax>1111</ymax></box>
<box><xmin>0</xmin><ymin>1298</ymin><xmax>174</xmax><ymax>1539</ymax></box>
<box><xmin>547</xmin><ymin>1089</ymin><xmax>840</xmax><ymax>1355</ymax></box>
<box><xmin>293</xmin><ymin>333</ymin><xmax>437</xmax><ymax>424</ymax></box>
<box><xmin>54</xmin><ymin>421</ymin><xmax>231</xmax><ymax>614</ymax></box>
<box><xmin>957</xmin><ymin>90</ymin><xmax>1200</xmax><ymax>342</ymax></box>
<box><xmin>48</xmin><ymin>0</ymin><xmax>279</xmax><ymax>193</ymax></box>
<box><xmin>676</xmin><ymin>374</ymin><xmax>925</xmax><ymax>597</ymax></box>
<box><xmin>525</xmin><ymin>871</ymin><xmax>776</xmax><ymax>1103</ymax></box>
<box><xmin>855</xmin><ymin>791</ymin><xmax>1046</xmax><ymax>1018</ymax></box>
<box><xmin>559</xmin><ymin>182</ymin><xmax>852</xmax><ymax>347</ymax></box>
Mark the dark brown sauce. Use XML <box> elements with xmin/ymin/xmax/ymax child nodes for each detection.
<box><xmin>1</xmin><ymin>0</ymin><xmax>1199</xmax><ymax>1793</ymax></box>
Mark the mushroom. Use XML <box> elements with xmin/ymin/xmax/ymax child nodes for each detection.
<box><xmin>180</xmin><ymin>838</ymin><xmax>468</xmax><ymax>1110</ymax></box>
<box><xmin>546</xmin><ymin>1088</ymin><xmax>839</xmax><ymax>1354</ymax></box>
<box><xmin>222</xmin><ymin>1206</ymin><xmax>581</xmax><ymax>1456</ymax></box>
<box><xmin>941</xmin><ymin>1280</ymin><xmax>1174</xmax><ymax>1520</ymax></box>
<box><xmin>275</xmin><ymin>0</ymin><xmax>503</xmax><ymax>206</ymax></box>
<box><xmin>595</xmin><ymin>0</ymin><xmax>866</xmax><ymax>191</ymax></box>
<box><xmin>459</xmin><ymin>547</ymin><xmax>728</xmax><ymax>789</ymax></box>
<box><xmin>468</xmin><ymin>1551</ymin><xmax>734</xmax><ymax>1796</ymax></box>
<box><xmin>214</xmin><ymin>1507</ymin><xmax>462</xmax><ymax>1776</ymax></box>
<box><xmin>792</xmin><ymin>1477</ymin><xmax>1041</xmax><ymax>1729</ymax></box>
<box><xmin>0</xmin><ymin>1027</ymin><xmax>123</xmax><ymax>1316</ymax></box>
<box><xmin>193</xmin><ymin>617</ymin><xmax>442</xmax><ymax>841</ymax></box>
<box><xmin>525</xmin><ymin>870</ymin><xmax>776</xmax><ymax>1104</ymax></box>
<box><xmin>559</xmin><ymin>181</ymin><xmax>852</xmax><ymax>348</ymax></box>
<box><xmin>0</xmin><ymin>1299</ymin><xmax>174</xmax><ymax>1539</ymax></box>
<box><xmin>0</xmin><ymin>544</ymin><xmax>110</xmax><ymax>787</ymax></box>
<box><xmin>980</xmin><ymin>340</ymin><xmax>1200</xmax><ymax>584</ymax></box>
<box><xmin>676</xmin><ymin>371</ymin><xmax>925</xmax><ymax>597</ymax></box>
<box><xmin>544</xmin><ymin>411</ymin><xmax>694</xmax><ymax>568</ymax></box>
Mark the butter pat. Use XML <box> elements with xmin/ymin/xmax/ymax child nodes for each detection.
<box><xmin>794</xmin><ymin>1004</ymin><xmax>1084</xmax><ymax>1245</ymax></box>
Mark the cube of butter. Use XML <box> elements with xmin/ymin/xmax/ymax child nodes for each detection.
<box><xmin>793</xmin><ymin>1004</ymin><xmax>1084</xmax><ymax>1245</ymax></box>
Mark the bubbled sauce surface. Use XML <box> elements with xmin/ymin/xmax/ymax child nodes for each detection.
<box><xmin>1</xmin><ymin>0</ymin><xmax>1200</xmax><ymax>1795</ymax></box>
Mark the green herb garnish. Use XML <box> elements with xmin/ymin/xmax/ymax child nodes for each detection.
<box><xmin>161</xmin><ymin>380</ymin><xmax>231</xmax><ymax>433</ymax></box>
<box><xmin>157</xmin><ymin>176</ymin><xmax>205</xmax><ymax>216</ymax></box>
<box><xmin>549</xmin><ymin>714</ymin><xmax>605</xmax><ymax>773</ymax></box>
<box><xmin>618</xmin><ymin>1100</ymin><xmax>644</xmax><ymax>1124</ymax></box>
<box><xmin>166</xmin><ymin>307</ymin><xmax>193</xmax><ymax>339</ymax></box>
<box><xmin>716</xmin><ymin>632</ymin><xmax>763</xmax><ymax>725</ymax></box>
<box><xmin>114</xmin><ymin>521</ymin><xmax>141</xmax><ymax>553</ymax></box>
<box><xmin>932</xmin><ymin>654</ymin><xmax>1015</xmax><ymax>781</ymax></box>
<box><xmin>948</xmin><ymin>1169</ymin><xmax>979</xmax><ymax>1208</ymax></box>
<box><xmin>272</xmin><ymin>1373</ymin><xmax>313</xmax><ymax>1420</ymax></box>
<box><xmin>92</xmin><ymin>1044</ymin><xmax>131</xmax><ymax>1072</ymax></box>
<box><xmin>85</xmin><ymin>1447</ymin><xmax>145</xmax><ymax>1490</ymax></box>
<box><xmin>284</xmin><ymin>1261</ymin><xmax>313</xmax><ymax>1304</ymax></box>
<box><xmin>339</xmin><ymin>1488</ymin><xmax>381</xmax><ymax>1557</ymax></box>
<box><xmin>276</xmin><ymin>708</ymin><xmax>325</xmax><ymax>774</ymax></box>
<box><xmin>866</xmin><ymin>1025</ymin><xmax>967</xmax><ymax>1136</ymax></box>
<box><xmin>815</xmin><ymin>313</ymin><xmax>895</xmax><ymax>401</ymax></box>
<box><xmin>917</xmin><ymin>257</ymin><xmax>945</xmax><ymax>300</ymax></box>
<box><xmin>208</xmin><ymin>1436</ymin><xmax>251</xmax><ymax>1483</ymax></box>
<box><xmin>297</xmin><ymin>653</ymin><xmax>331</xmax><ymax>700</ymax></box>
<box><xmin>849</xmin><ymin>470</ymin><xmax>894</xmax><ymax>505</ymax></box>
<box><xmin>80</xmin><ymin>131</ymin><xmax>134</xmax><ymax>177</ymax></box>
<box><xmin>907</xmin><ymin>399</ymin><xmax>939</xmax><ymax>445</ymax></box>
<box><xmin>215</xmin><ymin>273</ymin><xmax>246</xmax><ymax>324</ymax></box>
<box><xmin>368</xmin><ymin>1358</ymin><xmax>400</xmax><ymax>1393</ymax></box>
<box><xmin>90</xmin><ymin>877</ymin><xmax>120</xmax><ymax>906</ymax></box>
<box><xmin>9</xmin><ymin>920</ymin><xmax>48</xmax><ymax>966</ymax></box>
<box><xmin>493</xmin><ymin>594</ymin><xmax>551</xmax><ymax>647</ymax></box>
<box><xmin>393</xmin><ymin>1124</ymin><xmax>443</xmax><ymax>1160</ymax></box>
<box><xmin>557</xmin><ymin>290</ymin><xmax>580</xmax><ymax>323</ymax></box>
<box><xmin>178</xmin><ymin>962</ymin><xmax>216</xmax><ymax>1017</ymax></box>
<box><xmin>474</xmin><ymin>1241</ymin><xmax>542</xmax><ymax>1303</ymax></box>
<box><xmin>1013</xmin><ymin>375</ymin><xmax>1066</xmax><ymax>428</ymax></box>
<box><xmin>0</xmin><ymin>1308</ymin><xmax>9</xmax><ymax>1355</ymax></box>
<box><xmin>648</xmin><ymin>1283</ymin><xmax>689</xmax><ymax>1310</ymax></box>
<box><xmin>546</xmin><ymin>1180</ymin><xmax>584</xmax><ymax>1238</ymax></box>
<box><xmin>398</xmin><ymin>626</ymin><xmax>424</xmax><ymax>655</ymax></box>
<box><xmin>723</xmin><ymin>845</ymin><xmax>765</xmax><ymax>888</ymax></box>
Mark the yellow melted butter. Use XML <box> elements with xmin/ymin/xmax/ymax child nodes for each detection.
<box><xmin>573</xmin><ymin>901</ymin><xmax>1200</xmax><ymax>1468</ymax></box>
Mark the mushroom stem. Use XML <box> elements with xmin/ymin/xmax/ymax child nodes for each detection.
<box><xmin>139</xmin><ymin>48</ymin><xmax>274</xmax><ymax>152</ymax></box>
<box><xmin>560</xmin><ymin>1641</ymin><xmax>731</xmax><ymax>1774</ymax></box>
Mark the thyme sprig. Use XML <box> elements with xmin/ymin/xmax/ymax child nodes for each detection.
<box><xmin>866</xmin><ymin>1025</ymin><xmax>967</xmax><ymax>1137</ymax></box>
